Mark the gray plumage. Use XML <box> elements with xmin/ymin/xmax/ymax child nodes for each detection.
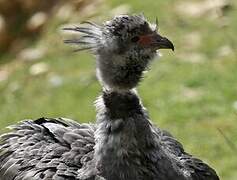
<box><xmin>0</xmin><ymin>14</ymin><xmax>219</xmax><ymax>180</ymax></box>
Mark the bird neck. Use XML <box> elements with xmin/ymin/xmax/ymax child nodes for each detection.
<box><xmin>94</xmin><ymin>89</ymin><xmax>156</xmax><ymax>179</ymax></box>
<box><xmin>96</xmin><ymin>53</ymin><xmax>152</xmax><ymax>90</ymax></box>
<box><xmin>96</xmin><ymin>89</ymin><xmax>144</xmax><ymax>119</ymax></box>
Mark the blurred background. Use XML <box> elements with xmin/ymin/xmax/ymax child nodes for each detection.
<box><xmin>0</xmin><ymin>0</ymin><xmax>236</xmax><ymax>179</ymax></box>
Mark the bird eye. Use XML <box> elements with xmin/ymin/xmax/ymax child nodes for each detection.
<box><xmin>131</xmin><ymin>36</ymin><xmax>140</xmax><ymax>43</ymax></box>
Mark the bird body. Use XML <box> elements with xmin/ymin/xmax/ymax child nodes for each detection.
<box><xmin>0</xmin><ymin>91</ymin><xmax>218</xmax><ymax>180</ymax></box>
<box><xmin>0</xmin><ymin>14</ymin><xmax>219</xmax><ymax>180</ymax></box>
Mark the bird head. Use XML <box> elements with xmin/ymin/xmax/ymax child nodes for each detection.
<box><xmin>64</xmin><ymin>14</ymin><xmax>174</xmax><ymax>91</ymax></box>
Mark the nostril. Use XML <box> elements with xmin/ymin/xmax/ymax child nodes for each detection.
<box><xmin>131</xmin><ymin>36</ymin><xmax>140</xmax><ymax>43</ymax></box>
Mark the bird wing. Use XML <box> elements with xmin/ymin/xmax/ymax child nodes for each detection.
<box><xmin>153</xmin><ymin>126</ymin><xmax>219</xmax><ymax>180</ymax></box>
<box><xmin>0</xmin><ymin>117</ymin><xmax>98</xmax><ymax>180</ymax></box>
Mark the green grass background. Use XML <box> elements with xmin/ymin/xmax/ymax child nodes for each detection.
<box><xmin>0</xmin><ymin>0</ymin><xmax>236</xmax><ymax>179</ymax></box>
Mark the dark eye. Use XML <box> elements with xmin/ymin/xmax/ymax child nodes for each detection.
<box><xmin>131</xmin><ymin>36</ymin><xmax>140</xmax><ymax>43</ymax></box>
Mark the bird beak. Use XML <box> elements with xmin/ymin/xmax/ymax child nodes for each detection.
<box><xmin>151</xmin><ymin>33</ymin><xmax>174</xmax><ymax>51</ymax></box>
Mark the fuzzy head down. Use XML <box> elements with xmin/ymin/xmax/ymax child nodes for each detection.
<box><xmin>64</xmin><ymin>14</ymin><xmax>174</xmax><ymax>91</ymax></box>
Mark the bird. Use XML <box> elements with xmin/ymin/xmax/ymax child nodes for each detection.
<box><xmin>0</xmin><ymin>14</ymin><xmax>219</xmax><ymax>180</ymax></box>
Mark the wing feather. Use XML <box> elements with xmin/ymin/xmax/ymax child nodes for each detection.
<box><xmin>153</xmin><ymin>126</ymin><xmax>219</xmax><ymax>180</ymax></box>
<box><xmin>0</xmin><ymin>117</ymin><xmax>97</xmax><ymax>180</ymax></box>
